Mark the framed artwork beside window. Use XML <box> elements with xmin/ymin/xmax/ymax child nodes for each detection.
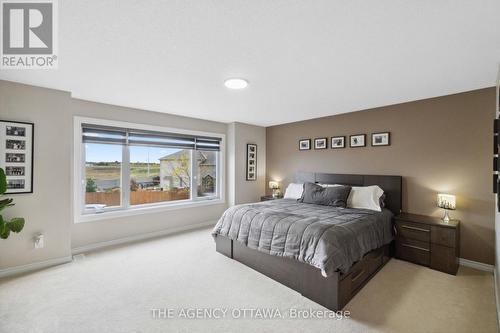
<box><xmin>0</xmin><ymin>120</ymin><xmax>34</xmax><ymax>194</ymax></box>
<box><xmin>246</xmin><ymin>144</ymin><xmax>257</xmax><ymax>181</ymax></box>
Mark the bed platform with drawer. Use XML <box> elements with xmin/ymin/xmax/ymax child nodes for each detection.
<box><xmin>212</xmin><ymin>172</ymin><xmax>402</xmax><ymax>311</ymax></box>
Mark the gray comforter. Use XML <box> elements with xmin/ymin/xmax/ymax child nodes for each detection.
<box><xmin>212</xmin><ymin>199</ymin><xmax>393</xmax><ymax>277</ymax></box>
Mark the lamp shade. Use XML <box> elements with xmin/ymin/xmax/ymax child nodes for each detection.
<box><xmin>437</xmin><ymin>194</ymin><xmax>456</xmax><ymax>210</ymax></box>
<box><xmin>269</xmin><ymin>181</ymin><xmax>280</xmax><ymax>189</ymax></box>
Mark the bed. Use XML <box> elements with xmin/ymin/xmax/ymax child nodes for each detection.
<box><xmin>213</xmin><ymin>172</ymin><xmax>402</xmax><ymax>311</ymax></box>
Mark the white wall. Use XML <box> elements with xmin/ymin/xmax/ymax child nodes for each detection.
<box><xmin>0</xmin><ymin>80</ymin><xmax>231</xmax><ymax>270</ymax></box>
<box><xmin>227</xmin><ymin>122</ymin><xmax>266</xmax><ymax>205</ymax></box>
<box><xmin>0</xmin><ymin>83</ymin><xmax>73</xmax><ymax>270</ymax></box>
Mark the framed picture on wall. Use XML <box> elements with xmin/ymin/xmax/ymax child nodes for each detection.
<box><xmin>349</xmin><ymin>134</ymin><xmax>366</xmax><ymax>148</ymax></box>
<box><xmin>299</xmin><ymin>139</ymin><xmax>311</xmax><ymax>150</ymax></box>
<box><xmin>495</xmin><ymin>135</ymin><xmax>499</xmax><ymax>155</ymax></box>
<box><xmin>495</xmin><ymin>174</ymin><xmax>498</xmax><ymax>194</ymax></box>
<box><xmin>371</xmin><ymin>132</ymin><xmax>390</xmax><ymax>146</ymax></box>
<box><xmin>314</xmin><ymin>138</ymin><xmax>327</xmax><ymax>150</ymax></box>
<box><xmin>331</xmin><ymin>136</ymin><xmax>345</xmax><ymax>149</ymax></box>
<box><xmin>246</xmin><ymin>144</ymin><xmax>257</xmax><ymax>181</ymax></box>
<box><xmin>0</xmin><ymin>120</ymin><xmax>34</xmax><ymax>194</ymax></box>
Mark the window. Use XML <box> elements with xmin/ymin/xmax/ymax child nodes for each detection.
<box><xmin>75</xmin><ymin>118</ymin><xmax>224</xmax><ymax>220</ymax></box>
<box><xmin>129</xmin><ymin>146</ymin><xmax>191</xmax><ymax>205</ymax></box>
<box><xmin>196</xmin><ymin>150</ymin><xmax>218</xmax><ymax>197</ymax></box>
<box><xmin>85</xmin><ymin>143</ymin><xmax>122</xmax><ymax>209</ymax></box>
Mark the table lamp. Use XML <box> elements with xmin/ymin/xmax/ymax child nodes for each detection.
<box><xmin>437</xmin><ymin>193</ymin><xmax>456</xmax><ymax>223</ymax></box>
<box><xmin>269</xmin><ymin>181</ymin><xmax>280</xmax><ymax>198</ymax></box>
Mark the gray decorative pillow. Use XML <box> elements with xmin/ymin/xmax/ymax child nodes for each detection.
<box><xmin>300</xmin><ymin>182</ymin><xmax>352</xmax><ymax>207</ymax></box>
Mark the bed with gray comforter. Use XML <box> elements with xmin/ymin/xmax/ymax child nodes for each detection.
<box><xmin>212</xmin><ymin>199</ymin><xmax>393</xmax><ymax>277</ymax></box>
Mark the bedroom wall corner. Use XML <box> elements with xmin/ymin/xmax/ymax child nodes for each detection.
<box><xmin>227</xmin><ymin>122</ymin><xmax>266</xmax><ymax>205</ymax></box>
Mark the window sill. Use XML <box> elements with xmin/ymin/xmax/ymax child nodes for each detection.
<box><xmin>75</xmin><ymin>198</ymin><xmax>226</xmax><ymax>223</ymax></box>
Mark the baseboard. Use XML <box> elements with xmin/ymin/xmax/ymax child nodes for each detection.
<box><xmin>459</xmin><ymin>258</ymin><xmax>494</xmax><ymax>272</ymax></box>
<box><xmin>0</xmin><ymin>256</ymin><xmax>72</xmax><ymax>279</ymax></box>
<box><xmin>72</xmin><ymin>220</ymin><xmax>216</xmax><ymax>255</ymax></box>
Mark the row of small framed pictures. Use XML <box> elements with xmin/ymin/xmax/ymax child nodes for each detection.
<box><xmin>299</xmin><ymin>132</ymin><xmax>390</xmax><ymax>150</ymax></box>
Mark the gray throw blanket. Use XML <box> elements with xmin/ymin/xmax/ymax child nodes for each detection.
<box><xmin>212</xmin><ymin>199</ymin><xmax>393</xmax><ymax>276</ymax></box>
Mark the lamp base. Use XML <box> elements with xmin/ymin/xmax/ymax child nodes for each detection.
<box><xmin>442</xmin><ymin>209</ymin><xmax>451</xmax><ymax>223</ymax></box>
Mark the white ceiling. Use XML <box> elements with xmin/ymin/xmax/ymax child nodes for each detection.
<box><xmin>1</xmin><ymin>1</ymin><xmax>500</xmax><ymax>126</ymax></box>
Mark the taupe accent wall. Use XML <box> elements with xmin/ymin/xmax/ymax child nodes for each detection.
<box><xmin>266</xmin><ymin>88</ymin><xmax>495</xmax><ymax>264</ymax></box>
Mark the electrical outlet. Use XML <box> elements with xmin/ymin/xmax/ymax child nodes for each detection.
<box><xmin>34</xmin><ymin>234</ymin><xmax>44</xmax><ymax>249</ymax></box>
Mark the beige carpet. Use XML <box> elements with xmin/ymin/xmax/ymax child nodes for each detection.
<box><xmin>0</xmin><ymin>226</ymin><xmax>497</xmax><ymax>333</ymax></box>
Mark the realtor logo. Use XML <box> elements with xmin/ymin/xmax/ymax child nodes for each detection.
<box><xmin>1</xmin><ymin>0</ymin><xmax>58</xmax><ymax>69</ymax></box>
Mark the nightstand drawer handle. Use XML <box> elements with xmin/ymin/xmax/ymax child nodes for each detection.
<box><xmin>401</xmin><ymin>243</ymin><xmax>430</xmax><ymax>252</ymax></box>
<box><xmin>401</xmin><ymin>225</ymin><xmax>429</xmax><ymax>233</ymax></box>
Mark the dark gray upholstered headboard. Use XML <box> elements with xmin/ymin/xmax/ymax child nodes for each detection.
<box><xmin>295</xmin><ymin>171</ymin><xmax>402</xmax><ymax>215</ymax></box>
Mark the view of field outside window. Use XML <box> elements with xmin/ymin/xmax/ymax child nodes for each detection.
<box><xmin>84</xmin><ymin>142</ymin><xmax>218</xmax><ymax>212</ymax></box>
<box><xmin>196</xmin><ymin>150</ymin><xmax>217</xmax><ymax>197</ymax></box>
<box><xmin>129</xmin><ymin>146</ymin><xmax>191</xmax><ymax>205</ymax></box>
<box><xmin>85</xmin><ymin>143</ymin><xmax>122</xmax><ymax>210</ymax></box>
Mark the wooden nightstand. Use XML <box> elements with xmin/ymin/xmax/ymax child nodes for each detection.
<box><xmin>395</xmin><ymin>213</ymin><xmax>460</xmax><ymax>275</ymax></box>
<box><xmin>260</xmin><ymin>195</ymin><xmax>282</xmax><ymax>201</ymax></box>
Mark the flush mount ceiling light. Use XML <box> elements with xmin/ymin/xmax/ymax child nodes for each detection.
<box><xmin>224</xmin><ymin>78</ymin><xmax>248</xmax><ymax>90</ymax></box>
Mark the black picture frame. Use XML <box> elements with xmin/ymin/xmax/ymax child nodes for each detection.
<box><xmin>495</xmin><ymin>174</ymin><xmax>498</xmax><ymax>194</ymax></box>
<box><xmin>298</xmin><ymin>139</ymin><xmax>311</xmax><ymax>151</ymax></box>
<box><xmin>330</xmin><ymin>136</ymin><xmax>345</xmax><ymax>149</ymax></box>
<box><xmin>495</xmin><ymin>157</ymin><xmax>498</xmax><ymax>172</ymax></box>
<box><xmin>371</xmin><ymin>132</ymin><xmax>391</xmax><ymax>147</ymax></box>
<box><xmin>495</xmin><ymin>135</ymin><xmax>499</xmax><ymax>155</ymax></box>
<box><xmin>314</xmin><ymin>138</ymin><xmax>327</xmax><ymax>150</ymax></box>
<box><xmin>495</xmin><ymin>118</ymin><xmax>499</xmax><ymax>135</ymax></box>
<box><xmin>246</xmin><ymin>143</ymin><xmax>257</xmax><ymax>181</ymax></box>
<box><xmin>498</xmin><ymin>180</ymin><xmax>500</xmax><ymax>212</ymax></box>
<box><xmin>498</xmin><ymin>185</ymin><xmax>500</xmax><ymax>212</ymax></box>
<box><xmin>1</xmin><ymin>120</ymin><xmax>34</xmax><ymax>194</ymax></box>
<box><xmin>349</xmin><ymin>134</ymin><xmax>366</xmax><ymax>148</ymax></box>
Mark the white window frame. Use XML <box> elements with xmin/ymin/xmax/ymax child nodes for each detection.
<box><xmin>73</xmin><ymin>116</ymin><xmax>225</xmax><ymax>223</ymax></box>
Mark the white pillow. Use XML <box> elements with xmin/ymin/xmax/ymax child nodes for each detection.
<box><xmin>347</xmin><ymin>185</ymin><xmax>384</xmax><ymax>212</ymax></box>
<box><xmin>283</xmin><ymin>183</ymin><xmax>304</xmax><ymax>200</ymax></box>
